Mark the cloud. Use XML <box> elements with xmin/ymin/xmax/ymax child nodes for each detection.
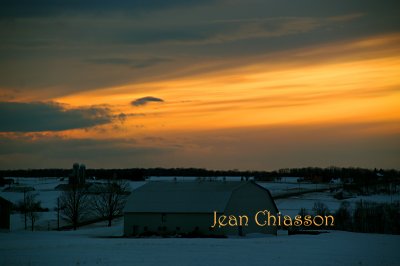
<box><xmin>131</xmin><ymin>96</ymin><xmax>164</xmax><ymax>107</ymax></box>
<box><xmin>0</xmin><ymin>0</ymin><xmax>399</xmax><ymax>99</ymax></box>
<box><xmin>0</xmin><ymin>101</ymin><xmax>113</xmax><ymax>132</ymax></box>
<box><xmin>86</xmin><ymin>56</ymin><xmax>172</xmax><ymax>69</ymax></box>
<box><xmin>0</xmin><ymin>0</ymin><xmax>217</xmax><ymax>18</ymax></box>
<box><xmin>105</xmin><ymin>16</ymin><xmax>355</xmax><ymax>46</ymax></box>
<box><xmin>1</xmin><ymin>121</ymin><xmax>398</xmax><ymax>169</ymax></box>
<box><xmin>0</xmin><ymin>135</ymin><xmax>174</xmax><ymax>169</ymax></box>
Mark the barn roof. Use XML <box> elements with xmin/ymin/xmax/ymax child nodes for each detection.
<box><xmin>124</xmin><ymin>181</ymin><xmax>277</xmax><ymax>213</ymax></box>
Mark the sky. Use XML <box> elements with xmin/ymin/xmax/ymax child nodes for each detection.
<box><xmin>0</xmin><ymin>0</ymin><xmax>399</xmax><ymax>170</ymax></box>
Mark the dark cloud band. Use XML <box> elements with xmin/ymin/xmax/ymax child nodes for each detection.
<box><xmin>0</xmin><ymin>101</ymin><xmax>113</xmax><ymax>132</ymax></box>
<box><xmin>0</xmin><ymin>0</ymin><xmax>216</xmax><ymax>18</ymax></box>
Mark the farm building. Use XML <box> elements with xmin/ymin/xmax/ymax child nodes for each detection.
<box><xmin>0</xmin><ymin>196</ymin><xmax>12</xmax><ymax>231</ymax></box>
<box><xmin>123</xmin><ymin>180</ymin><xmax>278</xmax><ymax>237</ymax></box>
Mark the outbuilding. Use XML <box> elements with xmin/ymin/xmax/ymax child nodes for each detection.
<box><xmin>123</xmin><ymin>180</ymin><xmax>278</xmax><ymax>236</ymax></box>
<box><xmin>0</xmin><ymin>196</ymin><xmax>12</xmax><ymax>231</ymax></box>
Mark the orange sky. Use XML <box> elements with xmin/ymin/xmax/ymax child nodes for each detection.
<box><xmin>52</xmin><ymin>34</ymin><xmax>400</xmax><ymax>141</ymax></box>
<box><xmin>1</xmin><ymin>1</ymin><xmax>399</xmax><ymax>169</ymax></box>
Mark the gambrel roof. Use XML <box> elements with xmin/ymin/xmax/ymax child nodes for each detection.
<box><xmin>124</xmin><ymin>181</ymin><xmax>278</xmax><ymax>213</ymax></box>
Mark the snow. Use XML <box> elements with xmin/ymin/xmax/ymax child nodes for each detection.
<box><xmin>258</xmin><ymin>181</ymin><xmax>331</xmax><ymax>197</ymax></box>
<box><xmin>0</xmin><ymin>178</ymin><xmax>145</xmax><ymax>231</ymax></box>
<box><xmin>2</xmin><ymin>178</ymin><xmax>399</xmax><ymax>230</ymax></box>
<box><xmin>1</xmin><ymin>177</ymin><xmax>400</xmax><ymax>265</ymax></box>
<box><xmin>128</xmin><ymin>181</ymin><xmax>146</xmax><ymax>190</ymax></box>
<box><xmin>1</xmin><ymin>220</ymin><xmax>399</xmax><ymax>266</ymax></box>
<box><xmin>276</xmin><ymin>192</ymin><xmax>400</xmax><ymax>217</ymax></box>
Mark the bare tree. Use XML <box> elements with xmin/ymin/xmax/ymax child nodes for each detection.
<box><xmin>17</xmin><ymin>192</ymin><xmax>41</xmax><ymax>231</ymax></box>
<box><xmin>312</xmin><ymin>201</ymin><xmax>330</xmax><ymax>216</ymax></box>
<box><xmin>93</xmin><ymin>178</ymin><xmax>130</xmax><ymax>227</ymax></box>
<box><xmin>60</xmin><ymin>185</ymin><xmax>90</xmax><ymax>230</ymax></box>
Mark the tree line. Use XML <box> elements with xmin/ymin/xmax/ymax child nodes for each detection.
<box><xmin>1</xmin><ymin>166</ymin><xmax>399</xmax><ymax>182</ymax></box>
<box><xmin>295</xmin><ymin>200</ymin><xmax>400</xmax><ymax>235</ymax></box>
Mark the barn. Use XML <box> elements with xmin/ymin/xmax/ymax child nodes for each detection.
<box><xmin>123</xmin><ymin>180</ymin><xmax>278</xmax><ymax>237</ymax></box>
<box><xmin>0</xmin><ymin>196</ymin><xmax>12</xmax><ymax>231</ymax></box>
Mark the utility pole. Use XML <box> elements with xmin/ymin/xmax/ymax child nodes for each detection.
<box><xmin>24</xmin><ymin>189</ymin><xmax>27</xmax><ymax>230</ymax></box>
<box><xmin>57</xmin><ymin>197</ymin><xmax>60</xmax><ymax>230</ymax></box>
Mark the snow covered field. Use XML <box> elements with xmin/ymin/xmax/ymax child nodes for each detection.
<box><xmin>1</xmin><ymin>219</ymin><xmax>399</xmax><ymax>266</ymax></box>
<box><xmin>1</xmin><ymin>177</ymin><xmax>400</xmax><ymax>265</ymax></box>
<box><xmin>276</xmin><ymin>192</ymin><xmax>400</xmax><ymax>216</ymax></box>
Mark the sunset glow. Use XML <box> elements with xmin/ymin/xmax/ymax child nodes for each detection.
<box><xmin>0</xmin><ymin>1</ymin><xmax>399</xmax><ymax>169</ymax></box>
<box><xmin>53</xmin><ymin>34</ymin><xmax>400</xmax><ymax>136</ymax></box>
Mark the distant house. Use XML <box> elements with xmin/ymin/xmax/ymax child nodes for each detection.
<box><xmin>0</xmin><ymin>177</ymin><xmax>14</xmax><ymax>187</ymax></box>
<box><xmin>329</xmin><ymin>178</ymin><xmax>343</xmax><ymax>185</ymax></box>
<box><xmin>123</xmin><ymin>181</ymin><xmax>278</xmax><ymax>237</ymax></box>
<box><xmin>0</xmin><ymin>196</ymin><xmax>12</xmax><ymax>231</ymax></box>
